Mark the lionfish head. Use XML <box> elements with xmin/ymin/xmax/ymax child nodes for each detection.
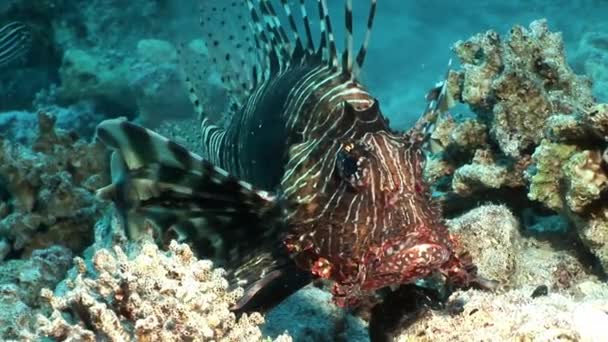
<box><xmin>284</xmin><ymin>100</ymin><xmax>476</xmax><ymax>306</ymax></box>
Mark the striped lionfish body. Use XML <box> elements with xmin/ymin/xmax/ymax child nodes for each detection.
<box><xmin>96</xmin><ymin>0</ymin><xmax>479</xmax><ymax>311</ymax></box>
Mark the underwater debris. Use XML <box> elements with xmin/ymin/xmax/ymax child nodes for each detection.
<box><xmin>0</xmin><ymin>111</ymin><xmax>107</xmax><ymax>259</ymax></box>
<box><xmin>36</xmin><ymin>241</ymin><xmax>291</xmax><ymax>342</ymax></box>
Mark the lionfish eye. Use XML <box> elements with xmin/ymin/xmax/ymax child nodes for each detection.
<box><xmin>336</xmin><ymin>142</ymin><xmax>369</xmax><ymax>190</ymax></box>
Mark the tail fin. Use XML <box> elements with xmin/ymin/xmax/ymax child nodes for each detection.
<box><xmin>0</xmin><ymin>22</ymin><xmax>31</xmax><ymax>68</ymax></box>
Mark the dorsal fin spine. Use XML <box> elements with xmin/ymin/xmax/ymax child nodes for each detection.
<box><xmin>261</xmin><ymin>0</ymin><xmax>291</xmax><ymax>72</ymax></box>
<box><xmin>264</xmin><ymin>0</ymin><xmax>291</xmax><ymax>51</ymax></box>
<box><xmin>280</xmin><ymin>0</ymin><xmax>306</xmax><ymax>60</ymax></box>
<box><xmin>354</xmin><ymin>0</ymin><xmax>378</xmax><ymax>79</ymax></box>
<box><xmin>343</xmin><ymin>0</ymin><xmax>354</xmax><ymax>77</ymax></box>
<box><xmin>247</xmin><ymin>0</ymin><xmax>275</xmax><ymax>79</ymax></box>
<box><xmin>177</xmin><ymin>43</ymin><xmax>209</xmax><ymax>129</ymax></box>
<box><xmin>316</xmin><ymin>0</ymin><xmax>329</xmax><ymax>63</ymax></box>
<box><xmin>299</xmin><ymin>0</ymin><xmax>315</xmax><ymax>54</ymax></box>
<box><xmin>248</xmin><ymin>20</ymin><xmax>271</xmax><ymax>83</ymax></box>
<box><xmin>321</xmin><ymin>0</ymin><xmax>338</xmax><ymax>68</ymax></box>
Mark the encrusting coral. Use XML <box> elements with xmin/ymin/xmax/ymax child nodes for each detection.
<box><xmin>446</xmin><ymin>204</ymin><xmax>594</xmax><ymax>291</ymax></box>
<box><xmin>0</xmin><ymin>111</ymin><xmax>107</xmax><ymax>259</ymax></box>
<box><xmin>429</xmin><ymin>19</ymin><xmax>595</xmax><ymax>195</ymax></box>
<box><xmin>36</xmin><ymin>240</ymin><xmax>291</xmax><ymax>342</ymax></box>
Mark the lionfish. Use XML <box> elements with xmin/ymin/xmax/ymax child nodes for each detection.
<box><xmin>96</xmin><ymin>0</ymin><xmax>482</xmax><ymax>313</ymax></box>
<box><xmin>0</xmin><ymin>22</ymin><xmax>31</xmax><ymax>68</ymax></box>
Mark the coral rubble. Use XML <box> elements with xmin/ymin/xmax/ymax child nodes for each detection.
<box><xmin>37</xmin><ymin>241</ymin><xmax>291</xmax><ymax>342</ymax></box>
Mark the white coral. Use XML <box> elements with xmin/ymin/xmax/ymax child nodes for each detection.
<box><xmin>36</xmin><ymin>241</ymin><xmax>291</xmax><ymax>342</ymax></box>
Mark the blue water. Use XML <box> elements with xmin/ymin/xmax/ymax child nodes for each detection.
<box><xmin>359</xmin><ymin>0</ymin><xmax>608</xmax><ymax>128</ymax></box>
<box><xmin>1</xmin><ymin>0</ymin><xmax>606</xmax><ymax>129</ymax></box>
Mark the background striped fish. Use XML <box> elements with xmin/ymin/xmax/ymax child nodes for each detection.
<box><xmin>0</xmin><ymin>22</ymin><xmax>31</xmax><ymax>68</ymax></box>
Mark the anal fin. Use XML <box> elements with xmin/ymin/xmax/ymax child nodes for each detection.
<box><xmin>230</xmin><ymin>246</ymin><xmax>312</xmax><ymax>314</ymax></box>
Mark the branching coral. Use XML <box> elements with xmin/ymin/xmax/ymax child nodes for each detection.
<box><xmin>0</xmin><ymin>111</ymin><xmax>107</xmax><ymax>259</ymax></box>
<box><xmin>36</xmin><ymin>241</ymin><xmax>291</xmax><ymax>342</ymax></box>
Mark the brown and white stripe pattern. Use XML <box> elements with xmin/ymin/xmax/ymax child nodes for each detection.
<box><xmin>283</xmin><ymin>129</ymin><xmax>446</xmax><ymax>259</ymax></box>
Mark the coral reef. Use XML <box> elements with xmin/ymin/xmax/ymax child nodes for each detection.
<box><xmin>426</xmin><ymin>20</ymin><xmax>608</xmax><ymax>271</ymax></box>
<box><xmin>454</xmin><ymin>19</ymin><xmax>594</xmax><ymax>157</ymax></box>
<box><xmin>395</xmin><ymin>281</ymin><xmax>608</xmax><ymax>341</ymax></box>
<box><xmin>0</xmin><ymin>104</ymin><xmax>104</xmax><ymax>143</ymax></box>
<box><xmin>0</xmin><ymin>245</ymin><xmax>72</xmax><ymax>340</ymax></box>
<box><xmin>56</xmin><ymin>48</ymin><xmax>136</xmax><ymax>113</ymax></box>
<box><xmin>0</xmin><ymin>3</ymin><xmax>605</xmax><ymax>341</ymax></box>
<box><xmin>0</xmin><ymin>111</ymin><xmax>107</xmax><ymax>259</ymax></box>
<box><xmin>447</xmin><ymin>205</ymin><xmax>594</xmax><ymax>290</ymax></box>
<box><xmin>36</xmin><ymin>241</ymin><xmax>291</xmax><ymax>342</ymax></box>
<box><xmin>447</xmin><ymin>205</ymin><xmax>522</xmax><ymax>286</ymax></box>
<box><xmin>0</xmin><ymin>0</ymin><xmax>233</xmax><ymax>126</ymax></box>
